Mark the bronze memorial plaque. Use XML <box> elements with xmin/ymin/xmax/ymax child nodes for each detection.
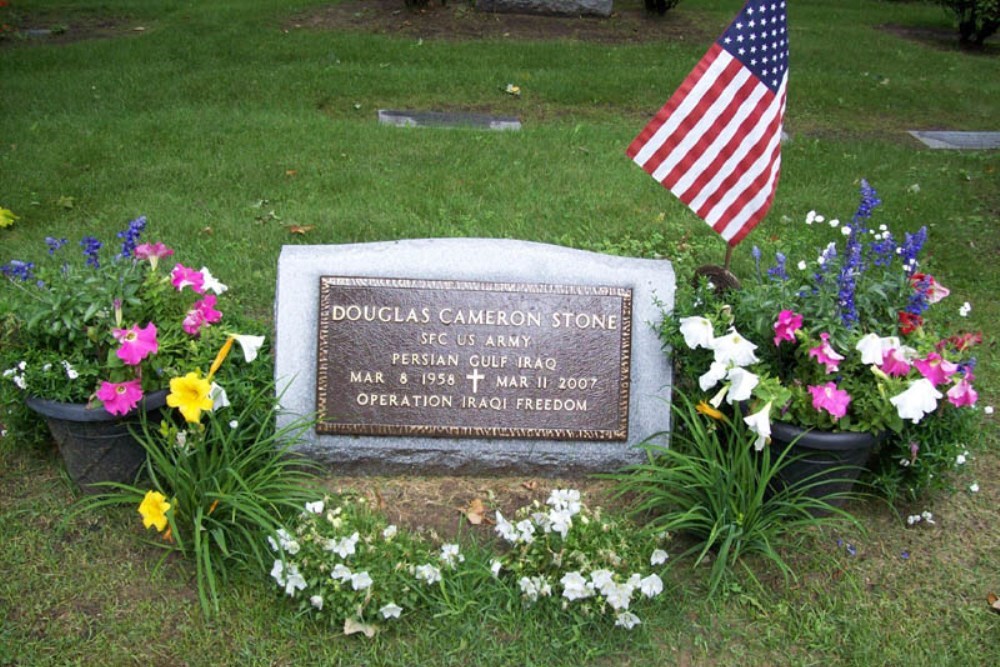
<box><xmin>316</xmin><ymin>277</ymin><xmax>632</xmax><ymax>440</ymax></box>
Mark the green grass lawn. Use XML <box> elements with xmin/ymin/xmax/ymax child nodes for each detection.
<box><xmin>2</xmin><ymin>0</ymin><xmax>999</xmax><ymax>664</ymax></box>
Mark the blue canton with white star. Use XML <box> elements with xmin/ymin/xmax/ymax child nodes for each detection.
<box><xmin>718</xmin><ymin>1</ymin><xmax>788</xmax><ymax>93</ymax></box>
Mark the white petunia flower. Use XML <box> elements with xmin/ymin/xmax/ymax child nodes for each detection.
<box><xmin>560</xmin><ymin>571</ymin><xmax>595</xmax><ymax>601</ymax></box>
<box><xmin>331</xmin><ymin>564</ymin><xmax>353</xmax><ymax>582</ymax></box>
<box><xmin>231</xmin><ymin>333</ymin><xmax>266</xmax><ymax>363</ymax></box>
<box><xmin>379</xmin><ymin>603</ymin><xmax>403</xmax><ymax>619</ymax></box>
<box><xmin>678</xmin><ymin>316</ymin><xmax>715</xmax><ymax>350</ymax></box>
<box><xmin>199</xmin><ymin>266</ymin><xmax>229</xmax><ymax>294</ymax></box>
<box><xmin>711</xmin><ymin>328</ymin><xmax>759</xmax><ymax>367</ymax></box>
<box><xmin>890</xmin><ymin>379</ymin><xmax>943</xmax><ymax>423</ymax></box>
<box><xmin>726</xmin><ymin>367</ymin><xmax>759</xmax><ymax>404</ymax></box>
<box><xmin>650</xmin><ymin>549</ymin><xmax>669</xmax><ymax>566</ymax></box>
<box><xmin>743</xmin><ymin>401</ymin><xmax>772</xmax><ymax>451</ymax></box>
<box><xmin>855</xmin><ymin>333</ymin><xmax>885</xmax><ymax>365</ymax></box>
<box><xmin>208</xmin><ymin>382</ymin><xmax>229</xmax><ymax>411</ymax></box>
<box><xmin>699</xmin><ymin>360</ymin><xmax>728</xmax><ymax>392</ymax></box>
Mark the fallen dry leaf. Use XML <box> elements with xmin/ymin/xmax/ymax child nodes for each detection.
<box><xmin>287</xmin><ymin>224</ymin><xmax>315</xmax><ymax>235</ymax></box>
<box><xmin>988</xmin><ymin>592</ymin><xmax>1000</xmax><ymax>614</ymax></box>
<box><xmin>285</xmin><ymin>169</ymin><xmax>298</xmax><ymax>177</ymax></box>
<box><xmin>461</xmin><ymin>498</ymin><xmax>489</xmax><ymax>525</ymax></box>
<box><xmin>521</xmin><ymin>481</ymin><xmax>538</xmax><ymax>491</ymax></box>
<box><xmin>343</xmin><ymin>617</ymin><xmax>377</xmax><ymax>638</ymax></box>
<box><xmin>200</xmin><ymin>226</ymin><xmax>213</xmax><ymax>235</ymax></box>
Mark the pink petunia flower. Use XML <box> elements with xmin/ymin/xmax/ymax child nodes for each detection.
<box><xmin>772</xmin><ymin>310</ymin><xmax>803</xmax><ymax>346</ymax></box>
<box><xmin>913</xmin><ymin>352</ymin><xmax>959</xmax><ymax>386</ymax></box>
<box><xmin>134</xmin><ymin>242</ymin><xmax>174</xmax><ymax>270</ymax></box>
<box><xmin>96</xmin><ymin>379</ymin><xmax>144</xmax><ymax>416</ymax></box>
<box><xmin>946</xmin><ymin>375</ymin><xmax>978</xmax><ymax>408</ymax></box>
<box><xmin>880</xmin><ymin>348</ymin><xmax>912</xmax><ymax>377</ymax></box>
<box><xmin>808</xmin><ymin>382</ymin><xmax>852</xmax><ymax>420</ymax></box>
<box><xmin>112</xmin><ymin>322</ymin><xmax>158</xmax><ymax>366</ymax></box>
<box><xmin>183</xmin><ymin>294</ymin><xmax>223</xmax><ymax>336</ymax></box>
<box><xmin>171</xmin><ymin>263</ymin><xmax>205</xmax><ymax>293</ymax></box>
<box><xmin>807</xmin><ymin>333</ymin><xmax>845</xmax><ymax>373</ymax></box>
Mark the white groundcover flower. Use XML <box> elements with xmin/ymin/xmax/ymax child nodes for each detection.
<box><xmin>331</xmin><ymin>564</ymin><xmax>352</xmax><ymax>582</ymax></box>
<box><xmin>494</xmin><ymin>511</ymin><xmax>518</xmax><ymax>543</ymax></box>
<box><xmin>615</xmin><ymin>611</ymin><xmax>641</xmax><ymax>630</ymax></box>
<box><xmin>678</xmin><ymin>316</ymin><xmax>715</xmax><ymax>350</ymax></box>
<box><xmin>415</xmin><ymin>563</ymin><xmax>442</xmax><ymax>585</ymax></box>
<box><xmin>603</xmin><ymin>581</ymin><xmax>634</xmax><ymax>611</ymax></box>
<box><xmin>271</xmin><ymin>560</ymin><xmax>307</xmax><ymax>596</ymax></box>
<box><xmin>440</xmin><ymin>543</ymin><xmax>464</xmax><ymax>567</ymax></box>
<box><xmin>351</xmin><ymin>571</ymin><xmax>373</xmax><ymax>591</ymax></box>
<box><xmin>547</xmin><ymin>508</ymin><xmax>574</xmax><ymax>539</ymax></box>
<box><xmin>743</xmin><ymin>402</ymin><xmax>772</xmax><ymax>451</ymax></box>
<box><xmin>268</xmin><ymin>528</ymin><xmax>300</xmax><ymax>555</ymax></box>
<box><xmin>310</xmin><ymin>595</ymin><xmax>324</xmax><ymax>610</ymax></box>
<box><xmin>639</xmin><ymin>574</ymin><xmax>664</xmax><ymax>598</ymax></box>
<box><xmin>890</xmin><ymin>378</ymin><xmax>943</xmax><ymax>423</ymax></box>
<box><xmin>519</xmin><ymin>576</ymin><xmax>552</xmax><ymax>602</ymax></box>
<box><xmin>490</xmin><ymin>559</ymin><xmax>503</xmax><ymax>578</ymax></box>
<box><xmin>650</xmin><ymin>549</ymin><xmax>669</xmax><ymax>566</ymax></box>
<box><xmin>382</xmin><ymin>525</ymin><xmax>397</xmax><ymax>540</ymax></box>
<box><xmin>379</xmin><ymin>603</ymin><xmax>403</xmax><ymax>619</ymax></box>
<box><xmin>590</xmin><ymin>569</ymin><xmax>615</xmax><ymax>594</ymax></box>
<box><xmin>711</xmin><ymin>328</ymin><xmax>759</xmax><ymax>367</ymax></box>
<box><xmin>547</xmin><ymin>488</ymin><xmax>582</xmax><ymax>515</ymax></box>
<box><xmin>560</xmin><ymin>571</ymin><xmax>594</xmax><ymax>601</ymax></box>
<box><xmin>304</xmin><ymin>500</ymin><xmax>325</xmax><ymax>515</ymax></box>
<box><xmin>327</xmin><ymin>531</ymin><xmax>360</xmax><ymax>559</ymax></box>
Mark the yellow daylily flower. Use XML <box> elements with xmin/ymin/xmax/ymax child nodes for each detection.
<box><xmin>0</xmin><ymin>207</ymin><xmax>18</xmax><ymax>229</ymax></box>
<box><xmin>696</xmin><ymin>400</ymin><xmax>725</xmax><ymax>421</ymax></box>
<box><xmin>138</xmin><ymin>490</ymin><xmax>171</xmax><ymax>532</ymax></box>
<box><xmin>167</xmin><ymin>372</ymin><xmax>213</xmax><ymax>423</ymax></box>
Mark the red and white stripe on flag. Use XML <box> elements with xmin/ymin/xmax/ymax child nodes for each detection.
<box><xmin>627</xmin><ymin>1</ymin><xmax>788</xmax><ymax>247</ymax></box>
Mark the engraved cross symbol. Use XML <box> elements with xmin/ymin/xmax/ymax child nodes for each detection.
<box><xmin>466</xmin><ymin>368</ymin><xmax>485</xmax><ymax>394</ymax></box>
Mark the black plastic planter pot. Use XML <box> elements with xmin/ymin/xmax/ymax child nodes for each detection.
<box><xmin>768</xmin><ymin>421</ymin><xmax>880</xmax><ymax>504</ymax></box>
<box><xmin>26</xmin><ymin>390</ymin><xmax>168</xmax><ymax>494</ymax></box>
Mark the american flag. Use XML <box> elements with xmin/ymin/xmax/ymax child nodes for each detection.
<box><xmin>627</xmin><ymin>1</ymin><xmax>789</xmax><ymax>247</ymax></box>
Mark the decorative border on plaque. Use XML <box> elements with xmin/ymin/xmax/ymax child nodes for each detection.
<box><xmin>316</xmin><ymin>277</ymin><xmax>632</xmax><ymax>441</ymax></box>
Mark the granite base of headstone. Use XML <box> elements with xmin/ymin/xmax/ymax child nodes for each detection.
<box><xmin>378</xmin><ymin>109</ymin><xmax>521</xmax><ymax>131</ymax></box>
<box><xmin>476</xmin><ymin>0</ymin><xmax>613</xmax><ymax>18</ymax></box>
<box><xmin>275</xmin><ymin>238</ymin><xmax>674</xmax><ymax>476</ymax></box>
<box><xmin>907</xmin><ymin>131</ymin><xmax>1000</xmax><ymax>150</ymax></box>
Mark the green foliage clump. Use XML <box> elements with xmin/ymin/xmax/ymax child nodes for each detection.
<box><xmin>78</xmin><ymin>377</ymin><xmax>321</xmax><ymax>615</ymax></box>
<box><xmin>938</xmin><ymin>0</ymin><xmax>1000</xmax><ymax>46</ymax></box>
<box><xmin>612</xmin><ymin>395</ymin><xmax>858</xmax><ymax>596</ymax></box>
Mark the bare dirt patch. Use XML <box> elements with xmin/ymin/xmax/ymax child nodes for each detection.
<box><xmin>878</xmin><ymin>23</ymin><xmax>998</xmax><ymax>55</ymax></box>
<box><xmin>0</xmin><ymin>14</ymin><xmax>146</xmax><ymax>48</ymax></box>
<box><xmin>284</xmin><ymin>0</ymin><xmax>716</xmax><ymax>44</ymax></box>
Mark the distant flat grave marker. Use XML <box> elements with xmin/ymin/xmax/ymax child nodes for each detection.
<box><xmin>378</xmin><ymin>109</ymin><xmax>521</xmax><ymax>131</ymax></box>
<box><xmin>275</xmin><ymin>239</ymin><xmax>674</xmax><ymax>475</ymax></box>
<box><xmin>476</xmin><ymin>0</ymin><xmax>613</xmax><ymax>18</ymax></box>
<box><xmin>907</xmin><ymin>131</ymin><xmax>1000</xmax><ymax>150</ymax></box>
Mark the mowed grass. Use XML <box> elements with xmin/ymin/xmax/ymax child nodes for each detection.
<box><xmin>2</xmin><ymin>0</ymin><xmax>999</xmax><ymax>664</ymax></box>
